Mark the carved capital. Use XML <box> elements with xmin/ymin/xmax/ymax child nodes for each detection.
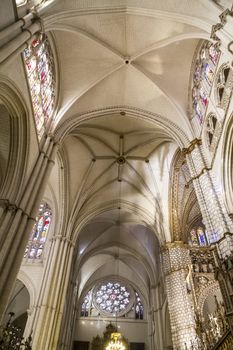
<box><xmin>183</xmin><ymin>139</ymin><xmax>202</xmax><ymax>155</ymax></box>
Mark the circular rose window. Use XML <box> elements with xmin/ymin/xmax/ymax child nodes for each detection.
<box><xmin>93</xmin><ymin>280</ymin><xmax>134</xmax><ymax>316</ymax></box>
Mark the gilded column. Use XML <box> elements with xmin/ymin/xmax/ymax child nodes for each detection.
<box><xmin>162</xmin><ymin>242</ymin><xmax>197</xmax><ymax>350</ymax></box>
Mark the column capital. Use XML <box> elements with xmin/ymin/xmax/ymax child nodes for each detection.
<box><xmin>183</xmin><ymin>139</ymin><xmax>202</xmax><ymax>155</ymax></box>
<box><xmin>161</xmin><ymin>241</ymin><xmax>188</xmax><ymax>251</ymax></box>
<box><xmin>51</xmin><ymin>235</ymin><xmax>75</xmax><ymax>247</ymax></box>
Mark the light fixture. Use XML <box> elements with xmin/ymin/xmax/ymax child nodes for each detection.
<box><xmin>106</xmin><ymin>332</ymin><xmax>125</xmax><ymax>350</ymax></box>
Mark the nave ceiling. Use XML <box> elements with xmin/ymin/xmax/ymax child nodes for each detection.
<box><xmin>22</xmin><ymin>0</ymin><xmax>223</xmax><ymax>301</ymax></box>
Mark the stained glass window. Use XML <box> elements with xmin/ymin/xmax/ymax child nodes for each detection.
<box><xmin>23</xmin><ymin>33</ymin><xmax>56</xmax><ymax>139</ymax></box>
<box><xmin>135</xmin><ymin>292</ymin><xmax>143</xmax><ymax>320</ymax></box>
<box><xmin>189</xmin><ymin>226</ymin><xmax>208</xmax><ymax>247</ymax></box>
<box><xmin>192</xmin><ymin>41</ymin><xmax>220</xmax><ymax>125</ymax></box>
<box><xmin>24</xmin><ymin>202</ymin><xmax>52</xmax><ymax>260</ymax></box>
<box><xmin>81</xmin><ymin>290</ymin><xmax>92</xmax><ymax>317</ymax></box>
<box><xmin>81</xmin><ymin>281</ymin><xmax>144</xmax><ymax>319</ymax></box>
<box><xmin>94</xmin><ymin>281</ymin><xmax>131</xmax><ymax>316</ymax></box>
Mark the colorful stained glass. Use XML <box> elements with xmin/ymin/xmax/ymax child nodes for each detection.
<box><xmin>189</xmin><ymin>226</ymin><xmax>208</xmax><ymax>247</ymax></box>
<box><xmin>199</xmin><ymin>87</ymin><xmax>208</xmax><ymax>107</ymax></box>
<box><xmin>190</xmin><ymin>229</ymin><xmax>199</xmax><ymax>246</ymax></box>
<box><xmin>23</xmin><ymin>34</ymin><xmax>55</xmax><ymax>140</ymax></box>
<box><xmin>192</xmin><ymin>41</ymin><xmax>220</xmax><ymax>125</ymax></box>
<box><xmin>204</xmin><ymin>63</ymin><xmax>214</xmax><ymax>86</ymax></box>
<box><xmin>81</xmin><ymin>283</ymin><xmax>143</xmax><ymax>319</ymax></box>
<box><xmin>94</xmin><ymin>281</ymin><xmax>131</xmax><ymax>316</ymax></box>
<box><xmin>197</xmin><ymin>227</ymin><xmax>207</xmax><ymax>246</ymax></box>
<box><xmin>24</xmin><ymin>202</ymin><xmax>52</xmax><ymax>260</ymax></box>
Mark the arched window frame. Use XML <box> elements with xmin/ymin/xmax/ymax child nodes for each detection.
<box><xmin>214</xmin><ymin>63</ymin><xmax>233</xmax><ymax>110</ymax></box>
<box><xmin>23</xmin><ymin>32</ymin><xmax>56</xmax><ymax>140</ymax></box>
<box><xmin>204</xmin><ymin>112</ymin><xmax>222</xmax><ymax>154</ymax></box>
<box><xmin>24</xmin><ymin>202</ymin><xmax>52</xmax><ymax>261</ymax></box>
<box><xmin>191</xmin><ymin>41</ymin><xmax>220</xmax><ymax>126</ymax></box>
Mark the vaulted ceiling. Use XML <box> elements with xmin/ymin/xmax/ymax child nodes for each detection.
<box><xmin>44</xmin><ymin>0</ymin><xmax>218</xmax><ymax>300</ymax></box>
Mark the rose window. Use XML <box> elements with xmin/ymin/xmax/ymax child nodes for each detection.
<box><xmin>93</xmin><ymin>281</ymin><xmax>133</xmax><ymax>316</ymax></box>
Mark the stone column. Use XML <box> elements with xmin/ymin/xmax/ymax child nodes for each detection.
<box><xmin>184</xmin><ymin>139</ymin><xmax>233</xmax><ymax>332</ymax></box>
<box><xmin>150</xmin><ymin>285</ymin><xmax>166</xmax><ymax>350</ymax></box>
<box><xmin>162</xmin><ymin>242</ymin><xmax>197</xmax><ymax>350</ymax></box>
<box><xmin>0</xmin><ymin>136</ymin><xmax>58</xmax><ymax>322</ymax></box>
<box><xmin>31</xmin><ymin>236</ymin><xmax>74</xmax><ymax>350</ymax></box>
<box><xmin>58</xmin><ymin>279</ymin><xmax>78</xmax><ymax>350</ymax></box>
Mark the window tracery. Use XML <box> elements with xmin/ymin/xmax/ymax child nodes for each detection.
<box><xmin>192</xmin><ymin>41</ymin><xmax>220</xmax><ymax>125</ymax></box>
<box><xmin>93</xmin><ymin>281</ymin><xmax>132</xmax><ymax>316</ymax></box>
<box><xmin>80</xmin><ymin>281</ymin><xmax>144</xmax><ymax>319</ymax></box>
<box><xmin>135</xmin><ymin>292</ymin><xmax>143</xmax><ymax>320</ymax></box>
<box><xmin>23</xmin><ymin>33</ymin><xmax>56</xmax><ymax>139</ymax></box>
<box><xmin>215</xmin><ymin>64</ymin><xmax>233</xmax><ymax>110</ymax></box>
<box><xmin>205</xmin><ymin>113</ymin><xmax>222</xmax><ymax>154</ymax></box>
<box><xmin>24</xmin><ymin>202</ymin><xmax>52</xmax><ymax>260</ymax></box>
<box><xmin>81</xmin><ymin>290</ymin><xmax>92</xmax><ymax>317</ymax></box>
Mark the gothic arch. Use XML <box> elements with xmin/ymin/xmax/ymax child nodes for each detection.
<box><xmin>223</xmin><ymin>112</ymin><xmax>233</xmax><ymax>216</ymax></box>
<box><xmin>197</xmin><ymin>279</ymin><xmax>221</xmax><ymax>316</ymax></box>
<box><xmin>54</xmin><ymin>106</ymin><xmax>191</xmax><ymax>148</ymax></box>
<box><xmin>0</xmin><ymin>77</ymin><xmax>30</xmax><ymax>203</ymax></box>
<box><xmin>17</xmin><ymin>270</ymin><xmax>36</xmax><ymax>312</ymax></box>
<box><xmin>72</xmin><ymin>199</ymin><xmax>165</xmax><ymax>244</ymax></box>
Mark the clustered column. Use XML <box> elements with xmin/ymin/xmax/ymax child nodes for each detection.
<box><xmin>31</xmin><ymin>235</ymin><xmax>74</xmax><ymax>350</ymax></box>
<box><xmin>0</xmin><ymin>135</ymin><xmax>58</xmax><ymax>322</ymax></box>
<box><xmin>185</xmin><ymin>139</ymin><xmax>233</xmax><ymax>332</ymax></box>
<box><xmin>162</xmin><ymin>242</ymin><xmax>197</xmax><ymax>350</ymax></box>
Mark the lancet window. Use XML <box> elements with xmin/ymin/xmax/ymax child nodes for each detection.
<box><xmin>81</xmin><ymin>290</ymin><xmax>92</xmax><ymax>317</ymax></box>
<box><xmin>192</xmin><ymin>41</ymin><xmax>220</xmax><ymax>125</ymax></box>
<box><xmin>24</xmin><ymin>202</ymin><xmax>52</xmax><ymax>260</ymax></box>
<box><xmin>135</xmin><ymin>292</ymin><xmax>143</xmax><ymax>320</ymax></box>
<box><xmin>23</xmin><ymin>33</ymin><xmax>56</xmax><ymax>139</ymax></box>
<box><xmin>189</xmin><ymin>226</ymin><xmax>208</xmax><ymax>247</ymax></box>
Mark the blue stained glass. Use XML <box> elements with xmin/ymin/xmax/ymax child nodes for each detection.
<box><xmin>197</xmin><ymin>227</ymin><xmax>207</xmax><ymax>246</ymax></box>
